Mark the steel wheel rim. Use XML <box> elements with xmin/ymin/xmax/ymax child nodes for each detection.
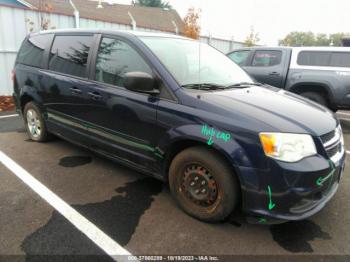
<box><xmin>181</xmin><ymin>164</ymin><xmax>218</xmax><ymax>207</ymax></box>
<box><xmin>26</xmin><ymin>109</ymin><xmax>41</xmax><ymax>138</ymax></box>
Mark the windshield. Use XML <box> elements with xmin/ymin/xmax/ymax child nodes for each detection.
<box><xmin>139</xmin><ymin>37</ymin><xmax>253</xmax><ymax>88</ymax></box>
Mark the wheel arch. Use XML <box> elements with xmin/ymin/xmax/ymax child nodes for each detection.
<box><xmin>162</xmin><ymin>138</ymin><xmax>243</xmax><ymax>187</ymax></box>
<box><xmin>288</xmin><ymin>82</ymin><xmax>335</xmax><ymax>105</ymax></box>
<box><xmin>20</xmin><ymin>94</ymin><xmax>34</xmax><ymax>113</ymax></box>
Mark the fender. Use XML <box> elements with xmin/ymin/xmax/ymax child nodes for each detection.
<box><xmin>156</xmin><ymin>124</ymin><xmax>256</xmax><ymax>175</ymax></box>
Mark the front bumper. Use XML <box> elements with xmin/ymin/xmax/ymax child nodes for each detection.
<box><xmin>239</xmin><ymin>152</ymin><xmax>346</xmax><ymax>225</ymax></box>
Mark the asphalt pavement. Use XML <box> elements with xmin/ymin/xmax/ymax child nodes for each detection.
<box><xmin>0</xmin><ymin>111</ymin><xmax>349</xmax><ymax>262</ymax></box>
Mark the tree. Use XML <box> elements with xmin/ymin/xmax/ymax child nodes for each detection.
<box><xmin>329</xmin><ymin>33</ymin><xmax>347</xmax><ymax>46</ymax></box>
<box><xmin>279</xmin><ymin>31</ymin><xmax>350</xmax><ymax>46</ymax></box>
<box><xmin>315</xmin><ymin>33</ymin><xmax>331</xmax><ymax>46</ymax></box>
<box><xmin>279</xmin><ymin>31</ymin><xmax>315</xmax><ymax>46</ymax></box>
<box><xmin>38</xmin><ymin>0</ymin><xmax>54</xmax><ymax>30</ymax></box>
<box><xmin>25</xmin><ymin>0</ymin><xmax>55</xmax><ymax>32</ymax></box>
<box><xmin>183</xmin><ymin>7</ymin><xmax>201</xmax><ymax>39</ymax></box>
<box><xmin>136</xmin><ymin>0</ymin><xmax>171</xmax><ymax>8</ymax></box>
<box><xmin>244</xmin><ymin>27</ymin><xmax>260</xmax><ymax>47</ymax></box>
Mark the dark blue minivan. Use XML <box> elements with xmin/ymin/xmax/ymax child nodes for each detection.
<box><xmin>13</xmin><ymin>29</ymin><xmax>346</xmax><ymax>224</ymax></box>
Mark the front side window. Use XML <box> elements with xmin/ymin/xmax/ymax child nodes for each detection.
<box><xmin>49</xmin><ymin>35</ymin><xmax>93</xmax><ymax>78</ymax></box>
<box><xmin>95</xmin><ymin>38</ymin><xmax>152</xmax><ymax>87</ymax></box>
<box><xmin>252</xmin><ymin>50</ymin><xmax>282</xmax><ymax>67</ymax></box>
<box><xmin>297</xmin><ymin>51</ymin><xmax>331</xmax><ymax>66</ymax></box>
<box><xmin>227</xmin><ymin>51</ymin><xmax>250</xmax><ymax>66</ymax></box>
<box><xmin>17</xmin><ymin>34</ymin><xmax>51</xmax><ymax>68</ymax></box>
<box><xmin>140</xmin><ymin>37</ymin><xmax>252</xmax><ymax>87</ymax></box>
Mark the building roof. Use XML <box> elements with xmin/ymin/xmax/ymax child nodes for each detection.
<box><xmin>13</xmin><ymin>0</ymin><xmax>185</xmax><ymax>34</ymax></box>
<box><xmin>0</xmin><ymin>0</ymin><xmax>29</xmax><ymax>8</ymax></box>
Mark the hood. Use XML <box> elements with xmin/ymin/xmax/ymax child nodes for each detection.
<box><xmin>194</xmin><ymin>86</ymin><xmax>337</xmax><ymax>136</ymax></box>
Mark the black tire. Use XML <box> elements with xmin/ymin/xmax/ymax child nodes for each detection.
<box><xmin>169</xmin><ymin>146</ymin><xmax>239</xmax><ymax>222</ymax></box>
<box><xmin>23</xmin><ymin>102</ymin><xmax>52</xmax><ymax>142</ymax></box>
<box><xmin>300</xmin><ymin>92</ymin><xmax>328</xmax><ymax>107</ymax></box>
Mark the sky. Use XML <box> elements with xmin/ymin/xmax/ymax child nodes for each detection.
<box><xmin>106</xmin><ymin>0</ymin><xmax>350</xmax><ymax>45</ymax></box>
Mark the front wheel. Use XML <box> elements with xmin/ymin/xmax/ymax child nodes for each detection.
<box><xmin>169</xmin><ymin>146</ymin><xmax>239</xmax><ymax>222</ymax></box>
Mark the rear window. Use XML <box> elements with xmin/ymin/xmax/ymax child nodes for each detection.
<box><xmin>49</xmin><ymin>35</ymin><xmax>93</xmax><ymax>78</ymax></box>
<box><xmin>297</xmin><ymin>51</ymin><xmax>350</xmax><ymax>67</ymax></box>
<box><xmin>17</xmin><ymin>34</ymin><xmax>51</xmax><ymax>68</ymax></box>
<box><xmin>297</xmin><ymin>51</ymin><xmax>331</xmax><ymax>66</ymax></box>
<box><xmin>329</xmin><ymin>52</ymin><xmax>350</xmax><ymax>67</ymax></box>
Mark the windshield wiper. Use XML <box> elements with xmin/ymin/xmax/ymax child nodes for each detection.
<box><xmin>225</xmin><ymin>82</ymin><xmax>263</xmax><ymax>88</ymax></box>
<box><xmin>181</xmin><ymin>83</ymin><xmax>226</xmax><ymax>90</ymax></box>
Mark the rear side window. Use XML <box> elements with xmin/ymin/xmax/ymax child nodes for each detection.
<box><xmin>49</xmin><ymin>35</ymin><xmax>93</xmax><ymax>78</ymax></box>
<box><xmin>227</xmin><ymin>51</ymin><xmax>250</xmax><ymax>66</ymax></box>
<box><xmin>297</xmin><ymin>51</ymin><xmax>331</xmax><ymax>66</ymax></box>
<box><xmin>95</xmin><ymin>37</ymin><xmax>152</xmax><ymax>87</ymax></box>
<box><xmin>329</xmin><ymin>52</ymin><xmax>350</xmax><ymax>67</ymax></box>
<box><xmin>252</xmin><ymin>50</ymin><xmax>282</xmax><ymax>67</ymax></box>
<box><xmin>17</xmin><ymin>34</ymin><xmax>51</xmax><ymax>68</ymax></box>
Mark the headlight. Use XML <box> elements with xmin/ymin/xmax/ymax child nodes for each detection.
<box><xmin>259</xmin><ymin>133</ymin><xmax>317</xmax><ymax>162</ymax></box>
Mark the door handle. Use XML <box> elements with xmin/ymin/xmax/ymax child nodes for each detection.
<box><xmin>88</xmin><ymin>92</ymin><xmax>102</xmax><ymax>100</ymax></box>
<box><xmin>70</xmin><ymin>87</ymin><xmax>82</xmax><ymax>95</ymax></box>
<box><xmin>269</xmin><ymin>72</ymin><xmax>280</xmax><ymax>76</ymax></box>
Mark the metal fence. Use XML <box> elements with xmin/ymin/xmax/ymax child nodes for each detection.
<box><xmin>0</xmin><ymin>5</ymin><xmax>244</xmax><ymax>95</ymax></box>
<box><xmin>200</xmin><ymin>36</ymin><xmax>244</xmax><ymax>54</ymax></box>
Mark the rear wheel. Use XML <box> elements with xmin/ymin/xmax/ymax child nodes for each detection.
<box><xmin>24</xmin><ymin>102</ymin><xmax>52</xmax><ymax>142</ymax></box>
<box><xmin>169</xmin><ymin>146</ymin><xmax>239</xmax><ymax>222</ymax></box>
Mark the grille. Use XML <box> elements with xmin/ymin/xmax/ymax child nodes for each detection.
<box><xmin>320</xmin><ymin>125</ymin><xmax>344</xmax><ymax>163</ymax></box>
<box><xmin>326</xmin><ymin>142</ymin><xmax>342</xmax><ymax>158</ymax></box>
<box><xmin>320</xmin><ymin>130</ymin><xmax>336</xmax><ymax>145</ymax></box>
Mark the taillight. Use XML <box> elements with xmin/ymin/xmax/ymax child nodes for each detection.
<box><xmin>11</xmin><ymin>70</ymin><xmax>15</xmax><ymax>83</ymax></box>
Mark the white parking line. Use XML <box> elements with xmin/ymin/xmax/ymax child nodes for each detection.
<box><xmin>0</xmin><ymin>114</ymin><xmax>19</xmax><ymax>119</ymax></box>
<box><xmin>347</xmin><ymin>150</ymin><xmax>350</xmax><ymax>155</ymax></box>
<box><xmin>0</xmin><ymin>151</ymin><xmax>133</xmax><ymax>262</ymax></box>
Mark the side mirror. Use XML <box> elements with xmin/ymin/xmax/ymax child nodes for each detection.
<box><xmin>124</xmin><ymin>72</ymin><xmax>159</xmax><ymax>94</ymax></box>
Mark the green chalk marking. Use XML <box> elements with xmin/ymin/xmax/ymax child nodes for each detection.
<box><xmin>154</xmin><ymin>152</ymin><xmax>164</xmax><ymax>159</ymax></box>
<box><xmin>267</xmin><ymin>185</ymin><xmax>275</xmax><ymax>210</ymax></box>
<box><xmin>259</xmin><ymin>218</ymin><xmax>267</xmax><ymax>223</ymax></box>
<box><xmin>316</xmin><ymin>177</ymin><xmax>323</xmax><ymax>186</ymax></box>
<box><xmin>316</xmin><ymin>160</ymin><xmax>336</xmax><ymax>187</ymax></box>
<box><xmin>201</xmin><ymin>124</ymin><xmax>231</xmax><ymax>146</ymax></box>
<box><xmin>207</xmin><ymin>136</ymin><xmax>214</xmax><ymax>146</ymax></box>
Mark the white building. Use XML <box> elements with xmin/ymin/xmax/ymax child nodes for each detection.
<box><xmin>0</xmin><ymin>0</ymin><xmax>244</xmax><ymax>95</ymax></box>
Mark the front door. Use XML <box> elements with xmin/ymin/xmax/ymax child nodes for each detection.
<box><xmin>244</xmin><ymin>50</ymin><xmax>284</xmax><ymax>88</ymax></box>
<box><xmin>77</xmin><ymin>36</ymin><xmax>159</xmax><ymax>171</ymax></box>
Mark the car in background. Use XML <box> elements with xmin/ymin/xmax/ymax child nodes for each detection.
<box><xmin>227</xmin><ymin>47</ymin><xmax>350</xmax><ymax>111</ymax></box>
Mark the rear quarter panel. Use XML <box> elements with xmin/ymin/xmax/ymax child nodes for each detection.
<box><xmin>285</xmin><ymin>68</ymin><xmax>348</xmax><ymax>105</ymax></box>
<box><xmin>14</xmin><ymin>64</ymin><xmax>45</xmax><ymax>110</ymax></box>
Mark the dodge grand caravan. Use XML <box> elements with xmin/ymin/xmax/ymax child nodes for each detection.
<box><xmin>13</xmin><ymin>30</ymin><xmax>346</xmax><ymax>224</ymax></box>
